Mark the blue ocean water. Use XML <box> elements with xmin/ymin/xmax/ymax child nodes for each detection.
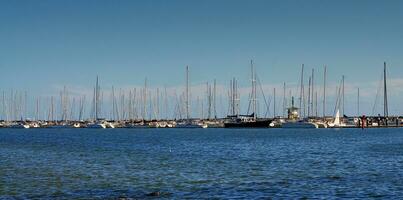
<box><xmin>1</xmin><ymin>128</ymin><xmax>403</xmax><ymax>199</ymax></box>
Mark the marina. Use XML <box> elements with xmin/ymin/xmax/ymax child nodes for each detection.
<box><xmin>2</xmin><ymin>1</ymin><xmax>403</xmax><ymax>199</ymax></box>
<box><xmin>0</xmin><ymin>62</ymin><xmax>401</xmax><ymax>129</ymax></box>
<box><xmin>1</xmin><ymin>115</ymin><xmax>401</xmax><ymax>129</ymax></box>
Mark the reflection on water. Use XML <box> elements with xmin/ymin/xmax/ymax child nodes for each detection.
<box><xmin>1</xmin><ymin>128</ymin><xmax>403</xmax><ymax>199</ymax></box>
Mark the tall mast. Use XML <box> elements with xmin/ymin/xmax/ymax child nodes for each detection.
<box><xmin>254</xmin><ymin>64</ymin><xmax>257</xmax><ymax>119</ymax></box>
<box><xmin>186</xmin><ymin>65</ymin><xmax>190</xmax><ymax>120</ymax></box>
<box><xmin>273</xmin><ymin>87</ymin><xmax>276</xmax><ymax>118</ymax></box>
<box><xmin>357</xmin><ymin>87</ymin><xmax>360</xmax><ymax>116</ymax></box>
<box><xmin>206</xmin><ymin>82</ymin><xmax>211</xmax><ymax>120</ymax></box>
<box><xmin>209</xmin><ymin>83</ymin><xmax>212</xmax><ymax>119</ymax></box>
<box><xmin>342</xmin><ymin>75</ymin><xmax>345</xmax><ymax>117</ymax></box>
<box><xmin>315</xmin><ymin>92</ymin><xmax>318</xmax><ymax>117</ymax></box>
<box><xmin>236</xmin><ymin>78</ymin><xmax>240</xmax><ymax>116</ymax></box>
<box><xmin>79</xmin><ymin>96</ymin><xmax>84</xmax><ymax>121</ymax></box>
<box><xmin>51</xmin><ymin>96</ymin><xmax>54</xmax><ymax>121</ymax></box>
<box><xmin>251</xmin><ymin>60</ymin><xmax>257</xmax><ymax>119</ymax></box>
<box><xmin>95</xmin><ymin>76</ymin><xmax>99</xmax><ymax>121</ymax></box>
<box><xmin>384</xmin><ymin>62</ymin><xmax>388</xmax><ymax>119</ymax></box>
<box><xmin>24</xmin><ymin>91</ymin><xmax>27</xmax><ymax>120</ymax></box>
<box><xmin>36</xmin><ymin>97</ymin><xmax>40</xmax><ymax>121</ymax></box>
<box><xmin>156</xmin><ymin>88</ymin><xmax>160</xmax><ymax>120</ymax></box>
<box><xmin>127</xmin><ymin>90</ymin><xmax>132</xmax><ymax>120</ymax></box>
<box><xmin>235</xmin><ymin>80</ymin><xmax>238</xmax><ymax>116</ymax></box>
<box><xmin>148</xmin><ymin>90</ymin><xmax>152</xmax><ymax>120</ymax></box>
<box><xmin>111</xmin><ymin>86</ymin><xmax>115</xmax><ymax>120</ymax></box>
<box><xmin>233</xmin><ymin>78</ymin><xmax>235</xmax><ymax>116</ymax></box>
<box><xmin>213</xmin><ymin>79</ymin><xmax>217</xmax><ymax>119</ymax></box>
<box><xmin>311</xmin><ymin>68</ymin><xmax>314</xmax><ymax>117</ymax></box>
<box><xmin>70</xmin><ymin>97</ymin><xmax>75</xmax><ymax>121</ymax></box>
<box><xmin>143</xmin><ymin>78</ymin><xmax>148</xmax><ymax>120</ymax></box>
<box><xmin>164</xmin><ymin>86</ymin><xmax>168</xmax><ymax>120</ymax></box>
<box><xmin>236</xmin><ymin>78</ymin><xmax>239</xmax><ymax>115</ymax></box>
<box><xmin>323</xmin><ymin>65</ymin><xmax>327</xmax><ymax>118</ymax></box>
<box><xmin>207</xmin><ymin>83</ymin><xmax>210</xmax><ymax>119</ymax></box>
<box><xmin>92</xmin><ymin>87</ymin><xmax>95</xmax><ymax>120</ymax></box>
<box><xmin>283</xmin><ymin>82</ymin><xmax>286</xmax><ymax>118</ymax></box>
<box><xmin>299</xmin><ymin>64</ymin><xmax>304</xmax><ymax>119</ymax></box>
<box><xmin>2</xmin><ymin>91</ymin><xmax>5</xmax><ymax>121</ymax></box>
<box><xmin>307</xmin><ymin>77</ymin><xmax>311</xmax><ymax>117</ymax></box>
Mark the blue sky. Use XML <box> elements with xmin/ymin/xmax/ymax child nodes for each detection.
<box><xmin>0</xmin><ymin>0</ymin><xmax>402</xmax><ymax>118</ymax></box>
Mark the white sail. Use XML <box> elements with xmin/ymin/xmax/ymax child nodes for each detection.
<box><xmin>334</xmin><ymin>109</ymin><xmax>340</xmax><ymax>125</ymax></box>
<box><xmin>328</xmin><ymin>109</ymin><xmax>346</xmax><ymax>127</ymax></box>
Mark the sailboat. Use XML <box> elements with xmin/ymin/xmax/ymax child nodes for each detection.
<box><xmin>87</xmin><ymin>120</ymin><xmax>108</xmax><ymax>129</ymax></box>
<box><xmin>86</xmin><ymin>76</ymin><xmax>114</xmax><ymax>129</ymax></box>
<box><xmin>224</xmin><ymin>60</ymin><xmax>272</xmax><ymax>128</ymax></box>
<box><xmin>175</xmin><ymin>66</ymin><xmax>204</xmax><ymax>128</ymax></box>
<box><xmin>328</xmin><ymin>109</ymin><xmax>346</xmax><ymax>128</ymax></box>
<box><xmin>281</xmin><ymin>97</ymin><xmax>318</xmax><ymax>128</ymax></box>
<box><xmin>9</xmin><ymin>122</ymin><xmax>30</xmax><ymax>129</ymax></box>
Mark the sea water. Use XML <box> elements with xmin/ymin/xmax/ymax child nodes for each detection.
<box><xmin>1</xmin><ymin>128</ymin><xmax>403</xmax><ymax>199</ymax></box>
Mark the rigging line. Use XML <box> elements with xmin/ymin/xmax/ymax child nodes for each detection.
<box><xmin>333</xmin><ymin>78</ymin><xmax>343</xmax><ymax>117</ymax></box>
<box><xmin>227</xmin><ymin>89</ymin><xmax>231</xmax><ymax>116</ymax></box>
<box><xmin>265</xmin><ymin>96</ymin><xmax>272</xmax><ymax>118</ymax></box>
<box><xmin>256</xmin><ymin>76</ymin><xmax>270</xmax><ymax>117</ymax></box>
<box><xmin>256</xmin><ymin>76</ymin><xmax>269</xmax><ymax>112</ymax></box>
<box><xmin>173</xmin><ymin>91</ymin><xmax>180</xmax><ymax>120</ymax></box>
<box><xmin>333</xmin><ymin>86</ymin><xmax>340</xmax><ymax>117</ymax></box>
<box><xmin>247</xmin><ymin>92</ymin><xmax>252</xmax><ymax>115</ymax></box>
<box><xmin>372</xmin><ymin>73</ymin><xmax>384</xmax><ymax>116</ymax></box>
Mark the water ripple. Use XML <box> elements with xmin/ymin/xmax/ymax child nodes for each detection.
<box><xmin>1</xmin><ymin>128</ymin><xmax>403</xmax><ymax>198</ymax></box>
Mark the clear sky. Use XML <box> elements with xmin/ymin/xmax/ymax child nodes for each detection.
<box><xmin>1</xmin><ymin>0</ymin><xmax>403</xmax><ymax>118</ymax></box>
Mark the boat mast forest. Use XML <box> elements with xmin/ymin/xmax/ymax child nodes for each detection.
<box><xmin>0</xmin><ymin>62</ymin><xmax>401</xmax><ymax>128</ymax></box>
